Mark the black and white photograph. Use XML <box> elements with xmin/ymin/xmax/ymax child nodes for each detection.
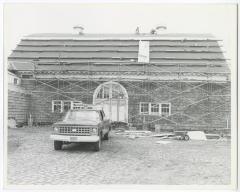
<box><xmin>2</xmin><ymin>2</ymin><xmax>238</xmax><ymax>190</ymax></box>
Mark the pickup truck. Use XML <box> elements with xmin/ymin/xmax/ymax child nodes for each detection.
<box><xmin>50</xmin><ymin>108</ymin><xmax>111</xmax><ymax>151</ymax></box>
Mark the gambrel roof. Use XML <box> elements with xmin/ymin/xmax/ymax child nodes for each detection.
<box><xmin>8</xmin><ymin>33</ymin><xmax>230</xmax><ymax>81</ymax></box>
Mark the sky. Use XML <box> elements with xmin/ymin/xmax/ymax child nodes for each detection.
<box><xmin>4</xmin><ymin>3</ymin><xmax>237</xmax><ymax>65</ymax></box>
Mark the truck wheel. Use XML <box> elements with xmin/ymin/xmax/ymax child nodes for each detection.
<box><xmin>54</xmin><ymin>140</ymin><xmax>63</xmax><ymax>150</ymax></box>
<box><xmin>94</xmin><ymin>137</ymin><xmax>101</xmax><ymax>152</ymax></box>
<box><xmin>103</xmin><ymin>133</ymin><xmax>109</xmax><ymax>140</ymax></box>
<box><xmin>180</xmin><ymin>135</ymin><xmax>185</xmax><ymax>140</ymax></box>
<box><xmin>184</xmin><ymin>135</ymin><xmax>190</xmax><ymax>141</ymax></box>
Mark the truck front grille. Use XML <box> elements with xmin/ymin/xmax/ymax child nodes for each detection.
<box><xmin>59</xmin><ymin>126</ymin><xmax>91</xmax><ymax>136</ymax></box>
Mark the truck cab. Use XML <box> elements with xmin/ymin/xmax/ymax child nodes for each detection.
<box><xmin>50</xmin><ymin>107</ymin><xmax>111</xmax><ymax>151</ymax></box>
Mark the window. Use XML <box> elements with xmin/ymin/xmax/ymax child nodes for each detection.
<box><xmin>13</xmin><ymin>78</ymin><xmax>18</xmax><ymax>85</ymax></box>
<box><xmin>21</xmin><ymin>74</ymin><xmax>33</xmax><ymax>79</ymax></box>
<box><xmin>103</xmin><ymin>87</ymin><xmax>109</xmax><ymax>98</ymax></box>
<box><xmin>112</xmin><ymin>87</ymin><xmax>123</xmax><ymax>99</ymax></box>
<box><xmin>63</xmin><ymin>101</ymin><xmax>71</xmax><ymax>112</ymax></box>
<box><xmin>161</xmin><ymin>103</ymin><xmax>170</xmax><ymax>116</ymax></box>
<box><xmin>52</xmin><ymin>100</ymin><xmax>86</xmax><ymax>113</ymax></box>
<box><xmin>97</xmin><ymin>88</ymin><xmax>103</xmax><ymax>99</ymax></box>
<box><xmin>140</xmin><ymin>103</ymin><xmax>149</xmax><ymax>114</ymax></box>
<box><xmin>139</xmin><ymin>102</ymin><xmax>171</xmax><ymax>116</ymax></box>
<box><xmin>97</xmin><ymin>87</ymin><xmax>109</xmax><ymax>99</ymax></box>
<box><xmin>52</xmin><ymin>100</ymin><xmax>62</xmax><ymax>113</ymax></box>
<box><xmin>64</xmin><ymin>111</ymin><xmax>100</xmax><ymax>123</ymax></box>
<box><xmin>151</xmin><ymin>103</ymin><xmax>159</xmax><ymax>115</ymax></box>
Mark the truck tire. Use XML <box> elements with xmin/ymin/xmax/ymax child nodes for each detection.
<box><xmin>94</xmin><ymin>137</ymin><xmax>101</xmax><ymax>152</ymax></box>
<box><xmin>103</xmin><ymin>132</ymin><xmax>109</xmax><ymax>140</ymax></box>
<box><xmin>184</xmin><ymin>135</ymin><xmax>190</xmax><ymax>141</ymax></box>
<box><xmin>54</xmin><ymin>140</ymin><xmax>63</xmax><ymax>150</ymax></box>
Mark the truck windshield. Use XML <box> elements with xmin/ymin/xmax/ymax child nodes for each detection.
<box><xmin>63</xmin><ymin>111</ymin><xmax>100</xmax><ymax>123</ymax></box>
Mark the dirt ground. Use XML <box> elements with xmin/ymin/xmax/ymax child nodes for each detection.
<box><xmin>7</xmin><ymin>126</ymin><xmax>231</xmax><ymax>185</ymax></box>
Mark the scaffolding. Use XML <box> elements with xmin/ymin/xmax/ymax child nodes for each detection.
<box><xmin>15</xmin><ymin>59</ymin><xmax>231</xmax><ymax>133</ymax></box>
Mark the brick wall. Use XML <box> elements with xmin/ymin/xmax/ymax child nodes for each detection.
<box><xmin>8</xmin><ymin>84</ymin><xmax>31</xmax><ymax>124</ymax></box>
<box><xmin>123</xmin><ymin>82</ymin><xmax>231</xmax><ymax>131</ymax></box>
<box><xmin>20</xmin><ymin>79</ymin><xmax>230</xmax><ymax>130</ymax></box>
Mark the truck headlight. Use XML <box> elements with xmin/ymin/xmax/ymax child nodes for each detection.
<box><xmin>53</xmin><ymin>127</ymin><xmax>59</xmax><ymax>132</ymax></box>
<box><xmin>92</xmin><ymin>127</ymin><xmax>98</xmax><ymax>135</ymax></box>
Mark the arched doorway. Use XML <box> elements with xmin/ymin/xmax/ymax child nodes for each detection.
<box><xmin>93</xmin><ymin>81</ymin><xmax>128</xmax><ymax>123</ymax></box>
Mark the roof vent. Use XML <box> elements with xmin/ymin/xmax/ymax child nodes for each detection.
<box><xmin>150</xmin><ymin>29</ymin><xmax>156</xmax><ymax>34</ymax></box>
<box><xmin>135</xmin><ymin>27</ymin><xmax>140</xmax><ymax>35</ymax></box>
<box><xmin>73</xmin><ymin>25</ymin><xmax>84</xmax><ymax>35</ymax></box>
<box><xmin>151</xmin><ymin>25</ymin><xmax>167</xmax><ymax>34</ymax></box>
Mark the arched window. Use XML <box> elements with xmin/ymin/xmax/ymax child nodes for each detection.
<box><xmin>94</xmin><ymin>82</ymin><xmax>127</xmax><ymax>100</ymax></box>
<box><xmin>93</xmin><ymin>81</ymin><xmax>128</xmax><ymax>122</ymax></box>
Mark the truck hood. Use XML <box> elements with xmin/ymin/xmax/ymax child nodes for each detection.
<box><xmin>54</xmin><ymin>120</ymin><xmax>99</xmax><ymax>126</ymax></box>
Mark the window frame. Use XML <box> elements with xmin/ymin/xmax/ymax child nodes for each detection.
<box><xmin>21</xmin><ymin>74</ymin><xmax>33</xmax><ymax>79</ymax></box>
<box><xmin>52</xmin><ymin>100</ymin><xmax>63</xmax><ymax>113</ymax></box>
<box><xmin>150</xmin><ymin>103</ymin><xmax>160</xmax><ymax>115</ymax></box>
<box><xmin>13</xmin><ymin>78</ymin><xmax>18</xmax><ymax>85</ymax></box>
<box><xmin>139</xmin><ymin>102</ymin><xmax>171</xmax><ymax>116</ymax></box>
<box><xmin>139</xmin><ymin>102</ymin><xmax>150</xmax><ymax>115</ymax></box>
<box><xmin>63</xmin><ymin>100</ymin><xmax>72</xmax><ymax>112</ymax></box>
<box><xmin>160</xmin><ymin>103</ymin><xmax>171</xmax><ymax>116</ymax></box>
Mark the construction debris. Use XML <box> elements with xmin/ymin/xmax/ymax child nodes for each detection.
<box><xmin>116</xmin><ymin>130</ymin><xmax>152</xmax><ymax>138</ymax></box>
<box><xmin>8</xmin><ymin>118</ymin><xmax>17</xmax><ymax>129</ymax></box>
<box><xmin>187</xmin><ymin>131</ymin><xmax>207</xmax><ymax>140</ymax></box>
<box><xmin>125</xmin><ymin>130</ymin><xmax>152</xmax><ymax>134</ymax></box>
<box><xmin>152</xmin><ymin>133</ymin><xmax>175</xmax><ymax>138</ymax></box>
<box><xmin>129</xmin><ymin>127</ymin><xmax>137</xmax><ymax>131</ymax></box>
<box><xmin>174</xmin><ymin>131</ymin><xmax>189</xmax><ymax>140</ymax></box>
<box><xmin>205</xmin><ymin>133</ymin><xmax>221</xmax><ymax>140</ymax></box>
<box><xmin>116</xmin><ymin>129</ymin><xmax>225</xmax><ymax>141</ymax></box>
<box><xmin>115</xmin><ymin>128</ymin><xmax>126</xmax><ymax>133</ymax></box>
<box><xmin>128</xmin><ymin>135</ymin><xmax>136</xmax><ymax>139</ymax></box>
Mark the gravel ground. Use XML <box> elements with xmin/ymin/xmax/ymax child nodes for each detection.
<box><xmin>7</xmin><ymin>126</ymin><xmax>231</xmax><ymax>185</ymax></box>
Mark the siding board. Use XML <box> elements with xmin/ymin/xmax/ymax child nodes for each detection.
<box><xmin>8</xmin><ymin>89</ymin><xmax>30</xmax><ymax>124</ymax></box>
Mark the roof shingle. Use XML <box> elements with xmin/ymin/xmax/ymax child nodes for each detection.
<box><xmin>8</xmin><ymin>33</ymin><xmax>230</xmax><ymax>77</ymax></box>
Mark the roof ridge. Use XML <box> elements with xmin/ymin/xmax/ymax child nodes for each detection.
<box><xmin>23</xmin><ymin>33</ymin><xmax>217</xmax><ymax>41</ymax></box>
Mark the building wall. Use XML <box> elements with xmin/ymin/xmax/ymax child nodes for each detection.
<box><xmin>8</xmin><ymin>72</ymin><xmax>21</xmax><ymax>85</ymax></box>
<box><xmin>20</xmin><ymin>79</ymin><xmax>230</xmax><ymax>131</ymax></box>
<box><xmin>8</xmin><ymin>83</ymin><xmax>30</xmax><ymax>124</ymax></box>
<box><xmin>122</xmin><ymin>81</ymin><xmax>231</xmax><ymax>131</ymax></box>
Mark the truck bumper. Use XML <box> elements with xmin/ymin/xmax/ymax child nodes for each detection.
<box><xmin>50</xmin><ymin>134</ymin><xmax>99</xmax><ymax>142</ymax></box>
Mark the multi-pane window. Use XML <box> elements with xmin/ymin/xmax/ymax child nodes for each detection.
<box><xmin>13</xmin><ymin>78</ymin><xmax>18</xmax><ymax>85</ymax></box>
<box><xmin>112</xmin><ymin>86</ymin><xmax>124</xmax><ymax>99</ymax></box>
<box><xmin>140</xmin><ymin>102</ymin><xmax>171</xmax><ymax>116</ymax></box>
<box><xmin>63</xmin><ymin>101</ymin><xmax>71</xmax><ymax>112</ymax></box>
<box><xmin>140</xmin><ymin>103</ymin><xmax>149</xmax><ymax>114</ymax></box>
<box><xmin>52</xmin><ymin>100</ymin><xmax>88</xmax><ymax>113</ymax></box>
<box><xmin>21</xmin><ymin>74</ymin><xmax>33</xmax><ymax>79</ymax></box>
<box><xmin>52</xmin><ymin>100</ymin><xmax>62</xmax><ymax>113</ymax></box>
<box><xmin>97</xmin><ymin>87</ymin><xmax>109</xmax><ymax>99</ymax></box>
<box><xmin>96</xmin><ymin>84</ymin><xmax>126</xmax><ymax>99</ymax></box>
<box><xmin>103</xmin><ymin>87</ymin><xmax>109</xmax><ymax>98</ymax></box>
<box><xmin>97</xmin><ymin>88</ymin><xmax>103</xmax><ymax>99</ymax></box>
<box><xmin>151</xmin><ymin>103</ymin><xmax>159</xmax><ymax>115</ymax></box>
<box><xmin>161</xmin><ymin>103</ymin><xmax>170</xmax><ymax>116</ymax></box>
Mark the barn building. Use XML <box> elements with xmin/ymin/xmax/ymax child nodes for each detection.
<box><xmin>8</xmin><ymin>32</ymin><xmax>231</xmax><ymax>131</ymax></box>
